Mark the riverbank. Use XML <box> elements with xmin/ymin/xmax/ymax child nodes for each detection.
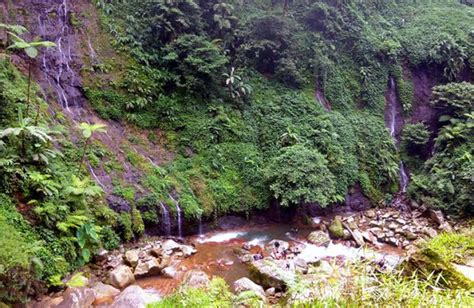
<box><xmin>27</xmin><ymin>205</ymin><xmax>474</xmax><ymax>307</ymax></box>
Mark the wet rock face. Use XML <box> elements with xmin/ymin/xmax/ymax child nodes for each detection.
<box><xmin>9</xmin><ymin>0</ymin><xmax>88</xmax><ymax>110</ymax></box>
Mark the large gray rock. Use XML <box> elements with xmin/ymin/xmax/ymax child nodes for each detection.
<box><xmin>56</xmin><ymin>287</ymin><xmax>96</xmax><ymax>308</ymax></box>
<box><xmin>233</xmin><ymin>277</ymin><xmax>266</xmax><ymax>302</ymax></box>
<box><xmin>109</xmin><ymin>285</ymin><xmax>160</xmax><ymax>308</ymax></box>
<box><xmin>249</xmin><ymin>258</ymin><xmax>296</xmax><ymax>289</ymax></box>
<box><xmin>265</xmin><ymin>240</ymin><xmax>289</xmax><ymax>255</ymax></box>
<box><xmin>134</xmin><ymin>258</ymin><xmax>163</xmax><ymax>278</ymax></box>
<box><xmin>182</xmin><ymin>270</ymin><xmax>210</xmax><ymax>288</ymax></box>
<box><xmin>109</xmin><ymin>265</ymin><xmax>135</xmax><ymax>289</ymax></box>
<box><xmin>307</xmin><ymin>231</ymin><xmax>330</xmax><ymax>246</ymax></box>
<box><xmin>92</xmin><ymin>282</ymin><xmax>120</xmax><ymax>306</ymax></box>
<box><xmin>161</xmin><ymin>240</ymin><xmax>182</xmax><ymax>254</ymax></box>
<box><xmin>124</xmin><ymin>249</ymin><xmax>140</xmax><ymax>268</ymax></box>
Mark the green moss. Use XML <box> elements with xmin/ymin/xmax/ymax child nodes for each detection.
<box><xmin>328</xmin><ymin>216</ymin><xmax>345</xmax><ymax>239</ymax></box>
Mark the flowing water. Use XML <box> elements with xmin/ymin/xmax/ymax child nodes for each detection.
<box><xmin>159</xmin><ymin>202</ymin><xmax>172</xmax><ymax>236</ymax></box>
<box><xmin>385</xmin><ymin>76</ymin><xmax>410</xmax><ymax>196</ymax></box>
<box><xmin>169</xmin><ymin>194</ymin><xmax>183</xmax><ymax>238</ymax></box>
<box><xmin>137</xmin><ymin>223</ymin><xmax>402</xmax><ymax>296</ymax></box>
<box><xmin>36</xmin><ymin>0</ymin><xmax>82</xmax><ymax>114</ymax></box>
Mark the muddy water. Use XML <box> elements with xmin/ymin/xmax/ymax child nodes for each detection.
<box><xmin>137</xmin><ymin>223</ymin><xmax>403</xmax><ymax>296</ymax></box>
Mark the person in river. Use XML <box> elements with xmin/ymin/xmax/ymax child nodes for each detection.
<box><xmin>271</xmin><ymin>241</ymin><xmax>281</xmax><ymax>259</ymax></box>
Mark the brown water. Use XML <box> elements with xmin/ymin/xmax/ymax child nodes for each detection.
<box><xmin>137</xmin><ymin>224</ymin><xmax>312</xmax><ymax>295</ymax></box>
<box><xmin>136</xmin><ymin>223</ymin><xmax>403</xmax><ymax>296</ymax></box>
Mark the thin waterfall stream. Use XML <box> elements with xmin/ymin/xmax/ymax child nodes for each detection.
<box><xmin>169</xmin><ymin>194</ymin><xmax>183</xmax><ymax>238</ymax></box>
<box><xmin>385</xmin><ymin>76</ymin><xmax>410</xmax><ymax>197</ymax></box>
<box><xmin>160</xmin><ymin>202</ymin><xmax>171</xmax><ymax>236</ymax></box>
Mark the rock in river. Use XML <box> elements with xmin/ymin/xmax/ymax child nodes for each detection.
<box><xmin>233</xmin><ymin>277</ymin><xmax>266</xmax><ymax>302</ymax></box>
<box><xmin>182</xmin><ymin>270</ymin><xmax>211</xmax><ymax>289</ymax></box>
<box><xmin>249</xmin><ymin>258</ymin><xmax>296</xmax><ymax>289</ymax></box>
<box><xmin>109</xmin><ymin>285</ymin><xmax>160</xmax><ymax>308</ymax></box>
<box><xmin>92</xmin><ymin>282</ymin><xmax>120</xmax><ymax>306</ymax></box>
<box><xmin>109</xmin><ymin>265</ymin><xmax>135</xmax><ymax>289</ymax></box>
<box><xmin>134</xmin><ymin>258</ymin><xmax>163</xmax><ymax>278</ymax></box>
<box><xmin>307</xmin><ymin>231</ymin><xmax>330</xmax><ymax>246</ymax></box>
<box><xmin>56</xmin><ymin>287</ymin><xmax>96</xmax><ymax>308</ymax></box>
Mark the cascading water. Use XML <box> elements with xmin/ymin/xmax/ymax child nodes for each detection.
<box><xmin>385</xmin><ymin>76</ymin><xmax>410</xmax><ymax>201</ymax></box>
<box><xmin>388</xmin><ymin>78</ymin><xmax>397</xmax><ymax>138</ymax></box>
<box><xmin>169</xmin><ymin>194</ymin><xmax>183</xmax><ymax>238</ymax></box>
<box><xmin>160</xmin><ymin>202</ymin><xmax>171</xmax><ymax>236</ymax></box>
<box><xmin>198</xmin><ymin>216</ymin><xmax>204</xmax><ymax>238</ymax></box>
<box><xmin>35</xmin><ymin>0</ymin><xmax>83</xmax><ymax>115</ymax></box>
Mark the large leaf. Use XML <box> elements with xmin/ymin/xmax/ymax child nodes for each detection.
<box><xmin>25</xmin><ymin>46</ymin><xmax>38</xmax><ymax>58</ymax></box>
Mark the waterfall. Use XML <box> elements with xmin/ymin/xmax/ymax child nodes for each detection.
<box><xmin>160</xmin><ymin>202</ymin><xmax>171</xmax><ymax>236</ymax></box>
<box><xmin>399</xmin><ymin>162</ymin><xmax>409</xmax><ymax>193</ymax></box>
<box><xmin>385</xmin><ymin>76</ymin><xmax>410</xmax><ymax>196</ymax></box>
<box><xmin>388</xmin><ymin>77</ymin><xmax>397</xmax><ymax>138</ymax></box>
<box><xmin>198</xmin><ymin>216</ymin><xmax>204</xmax><ymax>238</ymax></box>
<box><xmin>169</xmin><ymin>194</ymin><xmax>183</xmax><ymax>238</ymax></box>
<box><xmin>36</xmin><ymin>0</ymin><xmax>82</xmax><ymax>114</ymax></box>
<box><xmin>88</xmin><ymin>164</ymin><xmax>105</xmax><ymax>190</ymax></box>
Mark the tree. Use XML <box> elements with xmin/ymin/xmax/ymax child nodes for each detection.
<box><xmin>77</xmin><ymin>123</ymin><xmax>107</xmax><ymax>171</ymax></box>
<box><xmin>266</xmin><ymin>145</ymin><xmax>337</xmax><ymax>207</ymax></box>
<box><xmin>222</xmin><ymin>67</ymin><xmax>251</xmax><ymax>102</ymax></box>
<box><xmin>4</xmin><ymin>27</ymin><xmax>55</xmax><ymax>118</ymax></box>
<box><xmin>430</xmin><ymin>36</ymin><xmax>467</xmax><ymax>81</ymax></box>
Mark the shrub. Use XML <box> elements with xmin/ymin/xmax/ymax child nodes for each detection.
<box><xmin>266</xmin><ymin>145</ymin><xmax>337</xmax><ymax>207</ymax></box>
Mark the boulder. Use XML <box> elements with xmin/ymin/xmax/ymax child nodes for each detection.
<box><xmin>265</xmin><ymin>287</ymin><xmax>276</xmax><ymax>296</ymax></box>
<box><xmin>307</xmin><ymin>231</ymin><xmax>330</xmax><ymax>246</ymax></box>
<box><xmin>92</xmin><ymin>282</ymin><xmax>120</xmax><ymax>306</ymax></box>
<box><xmin>427</xmin><ymin>209</ymin><xmax>445</xmax><ymax>226</ymax></box>
<box><xmin>109</xmin><ymin>265</ymin><xmax>135</xmax><ymax>289</ymax></box>
<box><xmin>180</xmin><ymin>244</ymin><xmax>197</xmax><ymax>257</ymax></box>
<box><xmin>265</xmin><ymin>240</ymin><xmax>289</xmax><ymax>255</ymax></box>
<box><xmin>161</xmin><ymin>240</ymin><xmax>182</xmax><ymax>254</ymax></box>
<box><xmin>56</xmin><ymin>287</ymin><xmax>96</xmax><ymax>308</ymax></box>
<box><xmin>328</xmin><ymin>216</ymin><xmax>344</xmax><ymax>239</ymax></box>
<box><xmin>124</xmin><ymin>250</ymin><xmax>140</xmax><ymax>268</ymax></box>
<box><xmin>249</xmin><ymin>258</ymin><xmax>296</xmax><ymax>289</ymax></box>
<box><xmin>109</xmin><ymin>285</ymin><xmax>160</xmax><ymax>308</ymax></box>
<box><xmin>233</xmin><ymin>277</ymin><xmax>266</xmax><ymax>301</ymax></box>
<box><xmin>134</xmin><ymin>258</ymin><xmax>163</xmax><ymax>278</ymax></box>
<box><xmin>162</xmin><ymin>266</ymin><xmax>178</xmax><ymax>279</ymax></box>
<box><xmin>404</xmin><ymin>247</ymin><xmax>474</xmax><ymax>289</ymax></box>
<box><xmin>365</xmin><ymin>209</ymin><xmax>376</xmax><ymax>218</ymax></box>
<box><xmin>182</xmin><ymin>270</ymin><xmax>210</xmax><ymax>289</ymax></box>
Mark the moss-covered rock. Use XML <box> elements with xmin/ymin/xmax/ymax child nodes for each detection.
<box><xmin>328</xmin><ymin>216</ymin><xmax>345</xmax><ymax>239</ymax></box>
<box><xmin>404</xmin><ymin>247</ymin><xmax>474</xmax><ymax>290</ymax></box>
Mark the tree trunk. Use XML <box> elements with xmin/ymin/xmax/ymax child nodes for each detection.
<box><xmin>283</xmin><ymin>0</ymin><xmax>289</xmax><ymax>16</ymax></box>
<box><xmin>26</xmin><ymin>60</ymin><xmax>32</xmax><ymax>117</ymax></box>
<box><xmin>78</xmin><ymin>138</ymin><xmax>91</xmax><ymax>172</ymax></box>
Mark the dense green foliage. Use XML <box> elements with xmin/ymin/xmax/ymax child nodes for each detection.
<box><xmin>1</xmin><ymin>0</ymin><xmax>473</xmax><ymax>303</ymax></box>
<box><xmin>86</xmin><ymin>0</ymin><xmax>472</xmax><ymax>219</ymax></box>
<box><xmin>0</xmin><ymin>60</ymin><xmax>125</xmax><ymax>303</ymax></box>
<box><xmin>409</xmin><ymin>82</ymin><xmax>474</xmax><ymax>215</ymax></box>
